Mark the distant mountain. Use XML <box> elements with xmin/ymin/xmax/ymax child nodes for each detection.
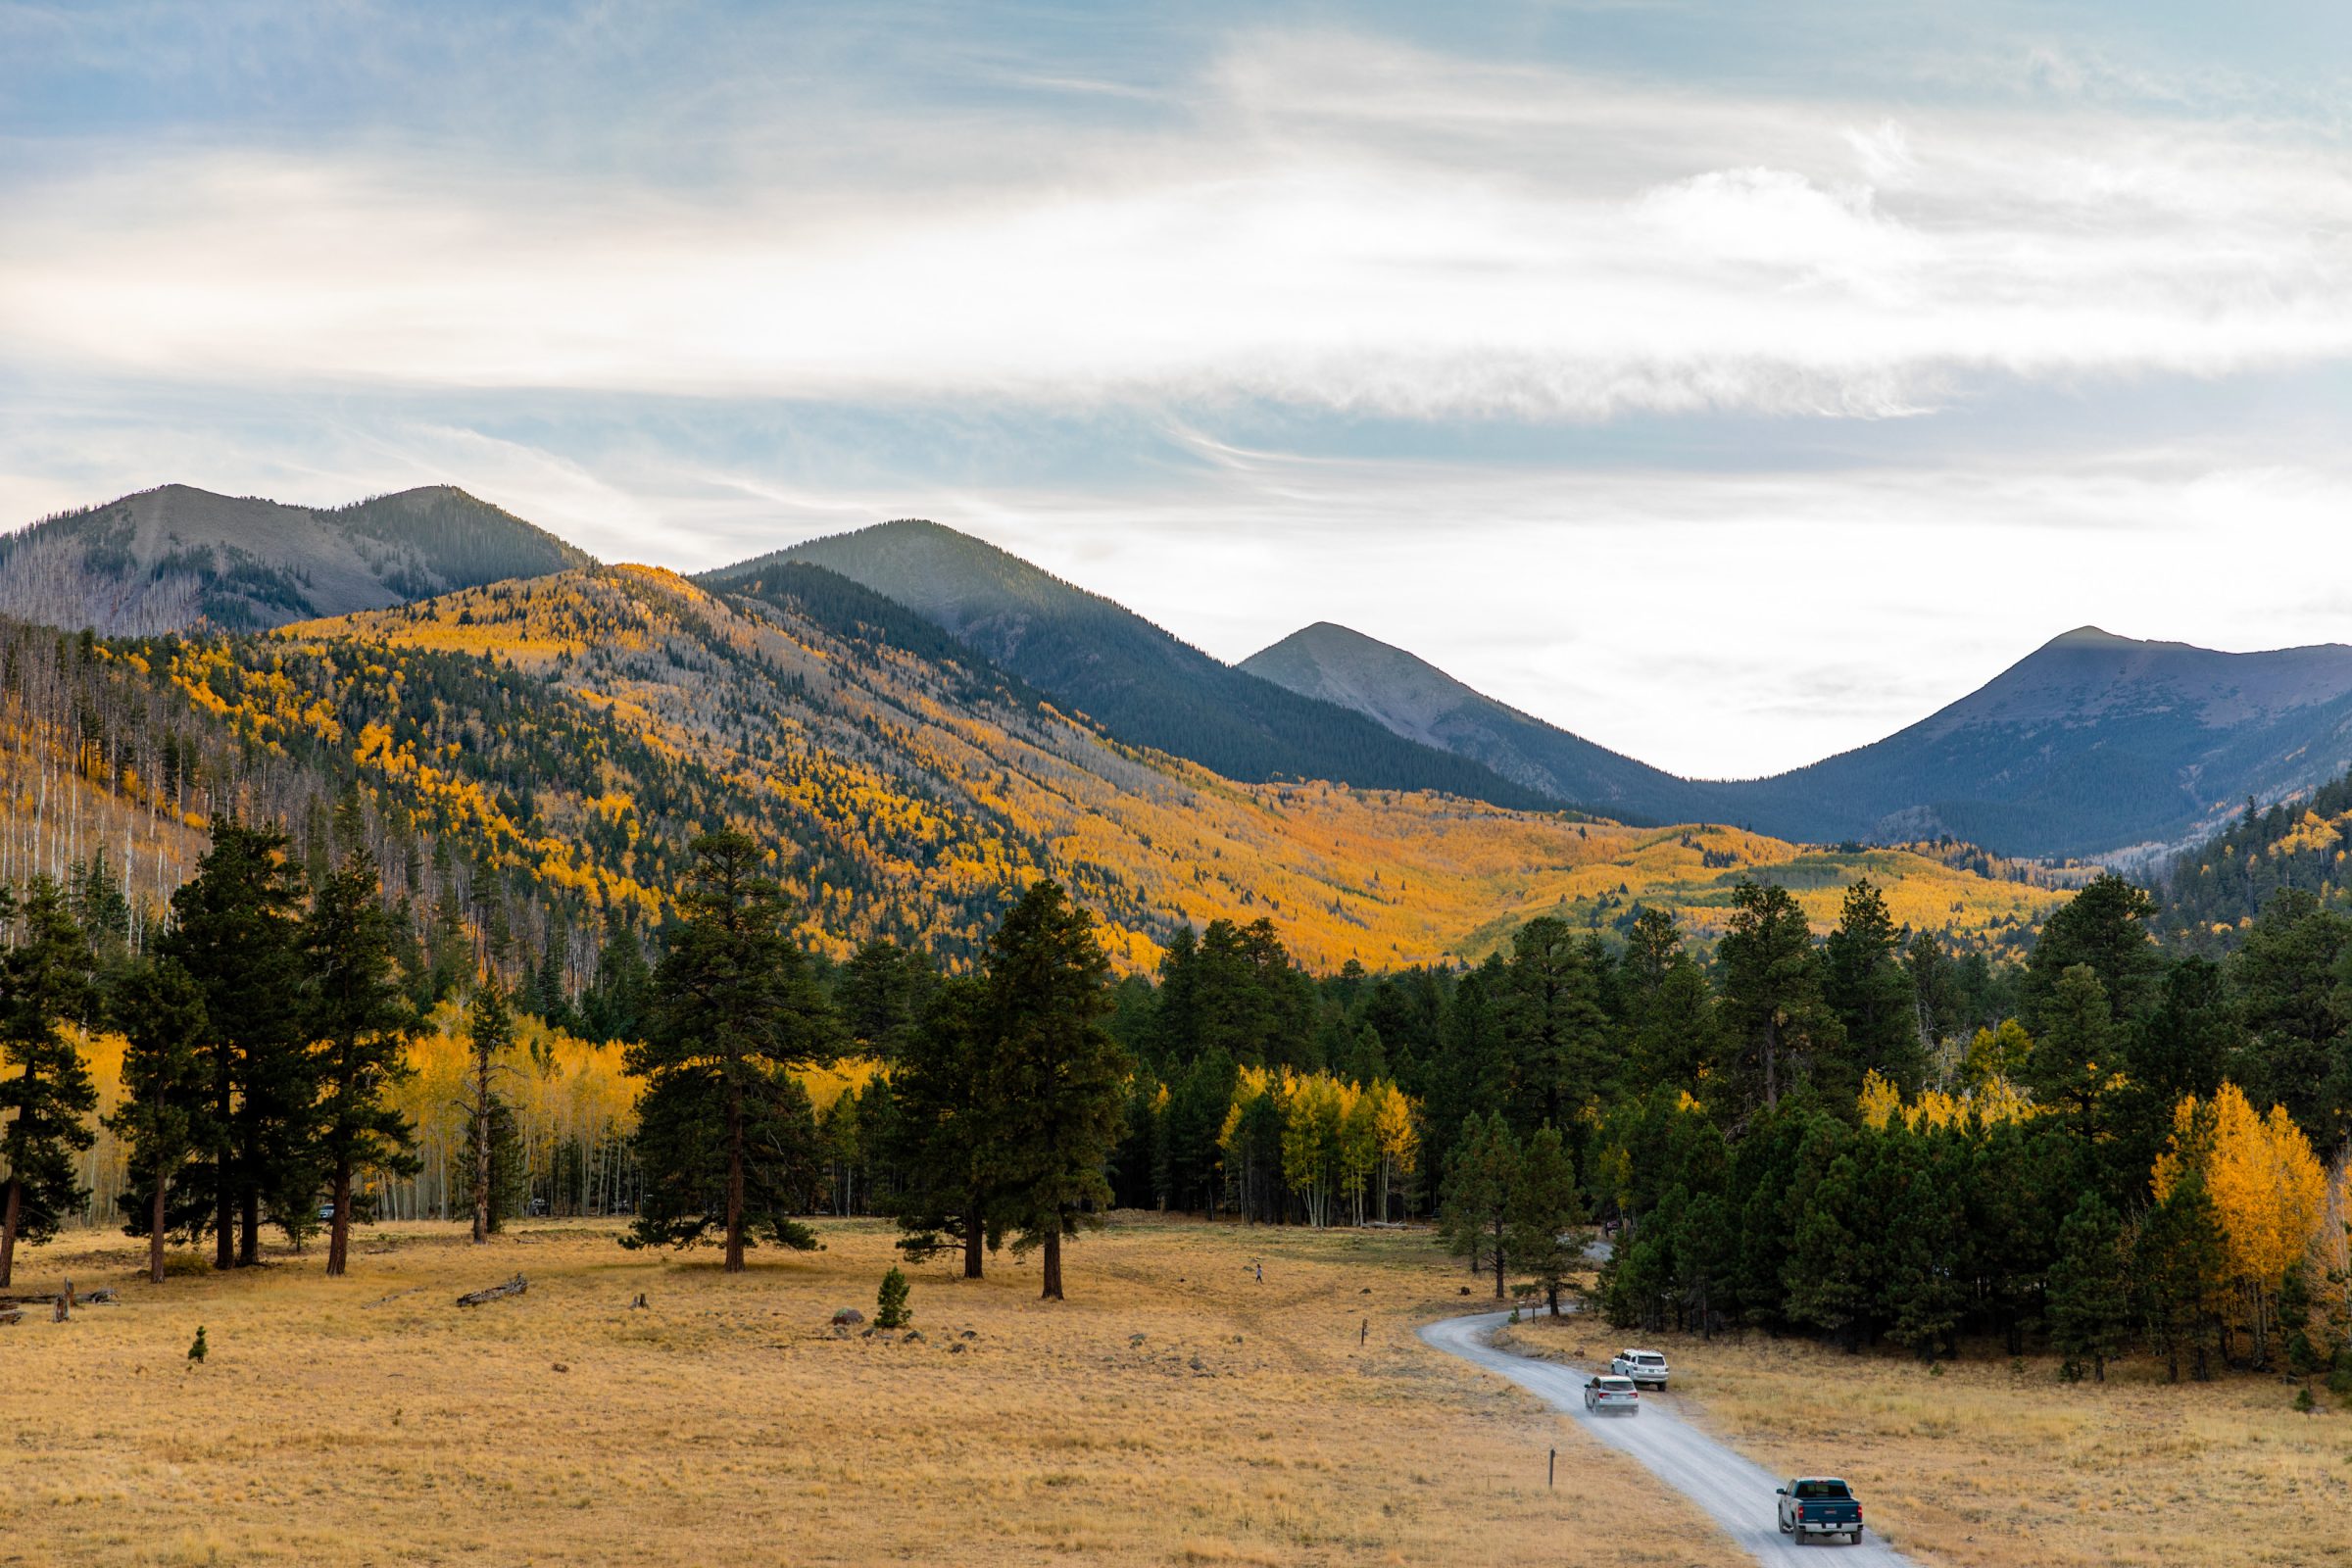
<box><xmin>710</xmin><ymin>520</ymin><xmax>1560</xmax><ymax>812</ymax></box>
<box><xmin>0</xmin><ymin>483</ymin><xmax>595</xmax><ymax>634</ymax></box>
<box><xmin>1247</xmin><ymin>620</ymin><xmax>2352</xmax><ymax>860</ymax></box>
<box><xmin>1721</xmin><ymin>627</ymin><xmax>2352</xmax><ymax>858</ymax></box>
<box><xmin>1241</xmin><ymin>621</ymin><xmax>1711</xmax><ymax>825</ymax></box>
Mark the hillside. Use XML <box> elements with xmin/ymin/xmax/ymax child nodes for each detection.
<box><xmin>1249</xmin><ymin>618</ymin><xmax>2352</xmax><ymax>860</ymax></box>
<box><xmin>714</xmin><ymin>521</ymin><xmax>1557</xmax><ymax>811</ymax></box>
<box><xmin>2157</xmin><ymin>764</ymin><xmax>2352</xmax><ymax>952</ymax></box>
<box><xmin>0</xmin><ymin>484</ymin><xmax>595</xmax><ymax>634</ymax></box>
<box><xmin>318</xmin><ymin>566</ymin><xmax>2073</xmax><ymax>965</ymax></box>
<box><xmin>1241</xmin><ymin>621</ymin><xmax>1710</xmax><ymax>823</ymax></box>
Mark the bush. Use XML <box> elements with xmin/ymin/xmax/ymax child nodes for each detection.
<box><xmin>876</xmin><ymin>1265</ymin><xmax>910</xmax><ymax>1330</ymax></box>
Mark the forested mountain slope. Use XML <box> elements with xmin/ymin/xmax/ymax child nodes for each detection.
<box><xmin>2158</xmin><ymin>764</ymin><xmax>2352</xmax><ymax>952</ymax></box>
<box><xmin>716</xmin><ymin>520</ymin><xmax>1555</xmax><ymax>810</ymax></box>
<box><xmin>0</xmin><ymin>484</ymin><xmax>594</xmax><ymax>635</ymax></box>
<box><xmin>1251</xmin><ymin>618</ymin><xmax>2352</xmax><ymax>860</ymax></box>
<box><xmin>1241</xmin><ymin>621</ymin><xmax>1710</xmax><ymax>823</ymax></box>
<box><xmin>0</xmin><ymin>565</ymin><xmax>2070</xmax><ymax>981</ymax></box>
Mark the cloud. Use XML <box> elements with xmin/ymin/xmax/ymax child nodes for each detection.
<box><xmin>5</xmin><ymin>28</ymin><xmax>2350</xmax><ymax>424</ymax></box>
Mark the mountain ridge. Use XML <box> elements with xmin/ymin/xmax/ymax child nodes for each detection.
<box><xmin>0</xmin><ymin>482</ymin><xmax>595</xmax><ymax>635</ymax></box>
<box><xmin>710</xmin><ymin>520</ymin><xmax>1567</xmax><ymax>814</ymax></box>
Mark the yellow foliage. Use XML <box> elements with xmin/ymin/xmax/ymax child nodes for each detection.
<box><xmin>2154</xmin><ymin>1083</ymin><xmax>2329</xmax><ymax>1295</ymax></box>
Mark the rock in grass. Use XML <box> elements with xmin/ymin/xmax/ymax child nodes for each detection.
<box><xmin>832</xmin><ymin>1307</ymin><xmax>864</xmax><ymax>1326</ymax></box>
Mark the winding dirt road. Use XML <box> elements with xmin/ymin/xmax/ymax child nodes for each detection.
<box><xmin>1419</xmin><ymin>1313</ymin><xmax>1921</xmax><ymax>1566</ymax></box>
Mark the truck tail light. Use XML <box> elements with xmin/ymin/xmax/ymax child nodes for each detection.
<box><xmin>1795</xmin><ymin>1506</ymin><xmax>1805</xmax><ymax>1523</ymax></box>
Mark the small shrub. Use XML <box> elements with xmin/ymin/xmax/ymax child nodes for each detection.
<box><xmin>876</xmin><ymin>1266</ymin><xmax>910</xmax><ymax>1330</ymax></box>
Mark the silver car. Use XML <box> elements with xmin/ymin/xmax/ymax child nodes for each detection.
<box><xmin>1583</xmin><ymin>1374</ymin><xmax>1641</xmax><ymax>1414</ymax></box>
<box><xmin>1611</xmin><ymin>1348</ymin><xmax>1671</xmax><ymax>1389</ymax></box>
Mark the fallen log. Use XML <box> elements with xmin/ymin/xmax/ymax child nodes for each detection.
<box><xmin>456</xmin><ymin>1274</ymin><xmax>528</xmax><ymax>1307</ymax></box>
<box><xmin>0</xmin><ymin>1306</ymin><xmax>22</xmax><ymax>1327</ymax></box>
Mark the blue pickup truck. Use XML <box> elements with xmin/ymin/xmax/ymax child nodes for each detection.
<box><xmin>1776</xmin><ymin>1477</ymin><xmax>1863</xmax><ymax>1544</ymax></box>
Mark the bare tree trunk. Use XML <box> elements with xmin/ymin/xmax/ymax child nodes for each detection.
<box><xmin>1492</xmin><ymin>1214</ymin><xmax>1506</xmax><ymax>1299</ymax></box>
<box><xmin>1764</xmin><ymin>1017</ymin><xmax>1780</xmax><ymax>1110</ymax></box>
<box><xmin>962</xmin><ymin>1202</ymin><xmax>984</xmax><ymax>1279</ymax></box>
<box><xmin>1042</xmin><ymin>1224</ymin><xmax>1063</xmax><ymax>1300</ymax></box>
<box><xmin>215</xmin><ymin>1152</ymin><xmax>234</xmax><ymax>1270</ymax></box>
<box><xmin>326</xmin><ymin>1163</ymin><xmax>352</xmax><ymax>1277</ymax></box>
<box><xmin>238</xmin><ymin>1188</ymin><xmax>258</xmax><ymax>1266</ymax></box>
<box><xmin>472</xmin><ymin>1047</ymin><xmax>492</xmax><ymax>1245</ymax></box>
<box><xmin>0</xmin><ymin>1177</ymin><xmax>21</xmax><ymax>1288</ymax></box>
<box><xmin>149</xmin><ymin>1177</ymin><xmax>168</xmax><ymax>1286</ymax></box>
<box><xmin>722</xmin><ymin>1085</ymin><xmax>746</xmax><ymax>1274</ymax></box>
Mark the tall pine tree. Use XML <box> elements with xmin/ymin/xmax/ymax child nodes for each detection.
<box><xmin>0</xmin><ymin>878</ymin><xmax>96</xmax><ymax>1288</ymax></box>
<box><xmin>303</xmin><ymin>852</ymin><xmax>416</xmax><ymax>1275</ymax></box>
<box><xmin>987</xmin><ymin>881</ymin><xmax>1127</xmax><ymax>1301</ymax></box>
<box><xmin>625</xmin><ymin>832</ymin><xmax>834</xmax><ymax>1271</ymax></box>
<box><xmin>107</xmin><ymin>956</ymin><xmax>210</xmax><ymax>1285</ymax></box>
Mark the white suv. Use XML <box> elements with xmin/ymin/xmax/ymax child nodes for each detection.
<box><xmin>1610</xmin><ymin>1348</ymin><xmax>1670</xmax><ymax>1389</ymax></box>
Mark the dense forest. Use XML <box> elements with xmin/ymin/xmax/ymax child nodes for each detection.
<box><xmin>2160</xmin><ymin>771</ymin><xmax>2352</xmax><ymax>953</ymax></box>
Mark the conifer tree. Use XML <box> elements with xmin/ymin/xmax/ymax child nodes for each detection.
<box><xmin>1441</xmin><ymin>1111</ymin><xmax>1520</xmax><ymax>1298</ymax></box>
<box><xmin>2136</xmin><ymin>1168</ymin><xmax>2228</xmax><ymax>1383</ymax></box>
<box><xmin>1823</xmin><ymin>880</ymin><xmax>1924</xmax><ymax>1098</ymax></box>
<box><xmin>1717</xmin><ymin>881</ymin><xmax>1839</xmax><ymax>1111</ymax></box>
<box><xmin>624</xmin><ymin>832</ymin><xmax>834</xmax><ymax>1270</ymax></box>
<box><xmin>108</xmin><ymin>956</ymin><xmax>210</xmax><ymax>1285</ymax></box>
<box><xmin>2048</xmin><ymin>1191</ymin><xmax>2131</xmax><ymax>1381</ymax></box>
<box><xmin>1508</xmin><ymin>1124</ymin><xmax>1584</xmax><ymax>1316</ymax></box>
<box><xmin>875</xmin><ymin>1264</ymin><xmax>910</xmax><ymax>1330</ymax></box>
<box><xmin>986</xmin><ymin>880</ymin><xmax>1127</xmax><ymax>1300</ymax></box>
<box><xmin>466</xmin><ymin>979</ymin><xmax>515</xmax><ymax>1245</ymax></box>
<box><xmin>886</xmin><ymin>976</ymin><xmax>1010</xmax><ymax>1277</ymax></box>
<box><xmin>304</xmin><ymin>852</ymin><xmax>416</xmax><ymax>1275</ymax></box>
<box><xmin>1500</xmin><ymin>917</ymin><xmax>1609</xmax><ymax>1133</ymax></box>
<box><xmin>0</xmin><ymin>877</ymin><xmax>96</xmax><ymax>1288</ymax></box>
<box><xmin>165</xmin><ymin>818</ymin><xmax>308</xmax><ymax>1268</ymax></box>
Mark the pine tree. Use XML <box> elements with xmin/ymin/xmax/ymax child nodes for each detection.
<box><xmin>2137</xmin><ymin>1168</ymin><xmax>2228</xmax><ymax>1383</ymax></box>
<box><xmin>303</xmin><ymin>851</ymin><xmax>416</xmax><ymax>1275</ymax></box>
<box><xmin>885</xmin><ymin>976</ymin><xmax>1009</xmax><ymax>1277</ymax></box>
<box><xmin>875</xmin><ymin>1264</ymin><xmax>910</xmax><ymax>1329</ymax></box>
<box><xmin>1500</xmin><ymin>917</ymin><xmax>1609</xmax><ymax>1133</ymax></box>
<box><xmin>986</xmin><ymin>881</ymin><xmax>1128</xmax><ymax>1300</ymax></box>
<box><xmin>164</xmin><ymin>818</ymin><xmax>308</xmax><ymax>1268</ymax></box>
<box><xmin>107</xmin><ymin>956</ymin><xmax>210</xmax><ymax>1286</ymax></box>
<box><xmin>0</xmin><ymin>877</ymin><xmax>97</xmax><ymax>1288</ymax></box>
<box><xmin>625</xmin><ymin>832</ymin><xmax>835</xmax><ymax>1270</ymax></box>
<box><xmin>1441</xmin><ymin>1112</ymin><xmax>1520</xmax><ymax>1299</ymax></box>
<box><xmin>466</xmin><ymin>979</ymin><xmax>515</xmax><ymax>1245</ymax></box>
<box><xmin>2048</xmin><ymin>1191</ymin><xmax>2131</xmax><ymax>1382</ymax></box>
<box><xmin>1717</xmin><ymin>881</ymin><xmax>1840</xmax><ymax>1112</ymax></box>
<box><xmin>1823</xmin><ymin>880</ymin><xmax>1924</xmax><ymax>1099</ymax></box>
<box><xmin>1508</xmin><ymin>1124</ymin><xmax>1584</xmax><ymax>1316</ymax></box>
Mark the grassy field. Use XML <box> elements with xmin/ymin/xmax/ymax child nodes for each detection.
<box><xmin>0</xmin><ymin>1215</ymin><xmax>1731</xmax><ymax>1568</ymax></box>
<box><xmin>1499</xmin><ymin>1312</ymin><xmax>2352</xmax><ymax>1568</ymax></box>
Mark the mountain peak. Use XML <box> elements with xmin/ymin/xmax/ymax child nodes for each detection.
<box><xmin>0</xmin><ymin>483</ymin><xmax>593</xmax><ymax>635</ymax></box>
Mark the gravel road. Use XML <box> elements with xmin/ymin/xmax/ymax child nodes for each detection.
<box><xmin>1419</xmin><ymin>1312</ymin><xmax>1921</xmax><ymax>1566</ymax></box>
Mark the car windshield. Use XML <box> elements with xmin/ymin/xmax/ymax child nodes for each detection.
<box><xmin>1634</xmin><ymin>1354</ymin><xmax>1665</xmax><ymax>1365</ymax></box>
<box><xmin>1599</xmin><ymin>1378</ymin><xmax>1634</xmax><ymax>1390</ymax></box>
<box><xmin>1793</xmin><ymin>1481</ymin><xmax>1850</xmax><ymax>1499</ymax></box>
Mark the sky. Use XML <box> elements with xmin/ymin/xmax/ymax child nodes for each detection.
<box><xmin>4</xmin><ymin>1</ymin><xmax>2351</xmax><ymax>780</ymax></box>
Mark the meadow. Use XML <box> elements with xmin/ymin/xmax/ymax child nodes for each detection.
<box><xmin>1</xmin><ymin>1215</ymin><xmax>1726</xmax><ymax>1568</ymax></box>
<box><xmin>1500</xmin><ymin>1311</ymin><xmax>2352</xmax><ymax>1568</ymax></box>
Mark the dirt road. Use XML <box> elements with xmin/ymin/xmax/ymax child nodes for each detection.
<box><xmin>1419</xmin><ymin>1312</ymin><xmax>1922</xmax><ymax>1566</ymax></box>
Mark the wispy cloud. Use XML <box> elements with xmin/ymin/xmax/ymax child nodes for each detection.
<box><xmin>7</xmin><ymin>28</ymin><xmax>2350</xmax><ymax>423</ymax></box>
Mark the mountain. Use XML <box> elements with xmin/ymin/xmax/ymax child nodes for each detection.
<box><xmin>0</xmin><ymin>563</ymin><xmax>2069</xmax><ymax>977</ymax></box>
<box><xmin>0</xmin><ymin>483</ymin><xmax>595</xmax><ymax>634</ymax></box>
<box><xmin>1717</xmin><ymin>627</ymin><xmax>2352</xmax><ymax>858</ymax></box>
<box><xmin>710</xmin><ymin>520</ymin><xmax>1559</xmax><ymax>812</ymax></box>
<box><xmin>1248</xmin><ymin>619</ymin><xmax>2352</xmax><ymax>860</ymax></box>
<box><xmin>1240</xmin><ymin>621</ymin><xmax>1712</xmax><ymax>824</ymax></box>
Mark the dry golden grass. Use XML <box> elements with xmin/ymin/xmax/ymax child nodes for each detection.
<box><xmin>1500</xmin><ymin>1313</ymin><xmax>2352</xmax><ymax>1568</ymax></box>
<box><xmin>1</xmin><ymin>1216</ymin><xmax>1733</xmax><ymax>1568</ymax></box>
